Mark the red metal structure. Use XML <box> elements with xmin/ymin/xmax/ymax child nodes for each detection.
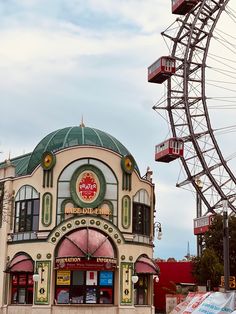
<box><xmin>154</xmin><ymin>261</ymin><xmax>196</xmax><ymax>312</ymax></box>
<box><xmin>172</xmin><ymin>0</ymin><xmax>200</xmax><ymax>15</ymax></box>
<box><xmin>193</xmin><ymin>214</ymin><xmax>215</xmax><ymax>235</ymax></box>
<box><xmin>155</xmin><ymin>138</ymin><xmax>184</xmax><ymax>163</ymax></box>
<box><xmin>148</xmin><ymin>56</ymin><xmax>176</xmax><ymax>84</ymax></box>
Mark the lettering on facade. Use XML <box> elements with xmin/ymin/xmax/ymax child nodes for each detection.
<box><xmin>96</xmin><ymin>257</ymin><xmax>116</xmax><ymax>264</ymax></box>
<box><xmin>64</xmin><ymin>207</ymin><xmax>111</xmax><ymax>215</ymax></box>
<box><xmin>56</xmin><ymin>257</ymin><xmax>81</xmax><ymax>263</ymax></box>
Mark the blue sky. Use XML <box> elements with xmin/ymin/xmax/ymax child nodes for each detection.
<box><xmin>0</xmin><ymin>0</ymin><xmax>198</xmax><ymax>259</ymax></box>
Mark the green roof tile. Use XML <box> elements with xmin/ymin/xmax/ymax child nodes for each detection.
<box><xmin>0</xmin><ymin>126</ymin><xmax>139</xmax><ymax>176</ymax></box>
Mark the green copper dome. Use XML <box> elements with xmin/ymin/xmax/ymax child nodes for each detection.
<box><xmin>27</xmin><ymin>126</ymin><xmax>136</xmax><ymax>174</ymax></box>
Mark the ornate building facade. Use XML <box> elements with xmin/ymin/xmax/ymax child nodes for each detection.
<box><xmin>0</xmin><ymin>125</ymin><xmax>159</xmax><ymax>314</ymax></box>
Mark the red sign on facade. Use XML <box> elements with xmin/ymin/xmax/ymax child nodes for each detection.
<box><xmin>55</xmin><ymin>257</ymin><xmax>117</xmax><ymax>271</ymax></box>
<box><xmin>77</xmin><ymin>171</ymin><xmax>99</xmax><ymax>202</ymax></box>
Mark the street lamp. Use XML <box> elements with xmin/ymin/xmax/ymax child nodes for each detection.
<box><xmin>222</xmin><ymin>199</ymin><xmax>230</xmax><ymax>291</ymax></box>
<box><xmin>195</xmin><ymin>178</ymin><xmax>203</xmax><ymax>257</ymax></box>
<box><xmin>154</xmin><ymin>222</ymin><xmax>162</xmax><ymax>240</ymax></box>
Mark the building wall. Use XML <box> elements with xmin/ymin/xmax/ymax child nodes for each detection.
<box><xmin>0</xmin><ymin>144</ymin><xmax>156</xmax><ymax>314</ymax></box>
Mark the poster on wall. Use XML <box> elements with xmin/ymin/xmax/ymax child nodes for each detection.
<box><xmin>56</xmin><ymin>288</ymin><xmax>69</xmax><ymax>304</ymax></box>
<box><xmin>99</xmin><ymin>271</ymin><xmax>113</xmax><ymax>286</ymax></box>
<box><xmin>56</xmin><ymin>270</ymin><xmax>71</xmax><ymax>285</ymax></box>
<box><xmin>99</xmin><ymin>287</ymin><xmax>113</xmax><ymax>304</ymax></box>
<box><xmin>86</xmin><ymin>287</ymin><xmax>97</xmax><ymax>303</ymax></box>
<box><xmin>86</xmin><ymin>271</ymin><xmax>97</xmax><ymax>286</ymax></box>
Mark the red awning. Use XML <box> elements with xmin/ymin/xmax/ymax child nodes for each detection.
<box><xmin>57</xmin><ymin>228</ymin><xmax>115</xmax><ymax>259</ymax></box>
<box><xmin>135</xmin><ymin>256</ymin><xmax>160</xmax><ymax>275</ymax></box>
<box><xmin>6</xmin><ymin>253</ymin><xmax>34</xmax><ymax>272</ymax></box>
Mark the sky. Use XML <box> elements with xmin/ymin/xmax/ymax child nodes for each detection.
<box><xmin>0</xmin><ymin>0</ymin><xmax>211</xmax><ymax>260</ymax></box>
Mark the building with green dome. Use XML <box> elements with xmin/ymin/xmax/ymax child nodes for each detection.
<box><xmin>0</xmin><ymin>124</ymin><xmax>159</xmax><ymax>314</ymax></box>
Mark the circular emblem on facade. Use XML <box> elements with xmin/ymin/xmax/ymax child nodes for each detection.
<box><xmin>121</xmin><ymin>154</ymin><xmax>135</xmax><ymax>174</ymax></box>
<box><xmin>70</xmin><ymin>165</ymin><xmax>106</xmax><ymax>208</ymax></box>
<box><xmin>41</xmin><ymin>151</ymin><xmax>56</xmax><ymax>170</ymax></box>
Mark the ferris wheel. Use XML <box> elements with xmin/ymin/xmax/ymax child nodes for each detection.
<box><xmin>150</xmin><ymin>0</ymin><xmax>236</xmax><ymax>216</ymax></box>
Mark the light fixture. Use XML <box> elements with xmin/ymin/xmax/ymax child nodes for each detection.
<box><xmin>154</xmin><ymin>275</ymin><xmax>159</xmax><ymax>283</ymax></box>
<box><xmin>154</xmin><ymin>222</ymin><xmax>162</xmax><ymax>240</ymax></box>
<box><xmin>195</xmin><ymin>177</ymin><xmax>203</xmax><ymax>189</ymax></box>
<box><xmin>33</xmin><ymin>273</ymin><xmax>40</xmax><ymax>282</ymax></box>
<box><xmin>33</xmin><ymin>267</ymin><xmax>45</xmax><ymax>283</ymax></box>
<box><xmin>131</xmin><ymin>274</ymin><xmax>139</xmax><ymax>284</ymax></box>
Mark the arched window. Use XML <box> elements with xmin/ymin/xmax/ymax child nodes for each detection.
<box><xmin>6</xmin><ymin>253</ymin><xmax>34</xmax><ymax>304</ymax></box>
<box><xmin>134</xmin><ymin>255</ymin><xmax>160</xmax><ymax>305</ymax></box>
<box><xmin>14</xmin><ymin>185</ymin><xmax>40</xmax><ymax>240</ymax></box>
<box><xmin>57</xmin><ymin>159</ymin><xmax>118</xmax><ymax>226</ymax></box>
<box><xmin>55</xmin><ymin>228</ymin><xmax>116</xmax><ymax>304</ymax></box>
<box><xmin>132</xmin><ymin>189</ymin><xmax>150</xmax><ymax>236</ymax></box>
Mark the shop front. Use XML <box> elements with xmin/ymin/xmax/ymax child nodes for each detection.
<box><xmin>54</xmin><ymin>228</ymin><xmax>116</xmax><ymax>305</ymax></box>
<box><xmin>0</xmin><ymin>125</ymin><xmax>158</xmax><ymax>314</ymax></box>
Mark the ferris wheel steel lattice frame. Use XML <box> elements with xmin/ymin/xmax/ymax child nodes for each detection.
<box><xmin>153</xmin><ymin>0</ymin><xmax>236</xmax><ymax>214</ymax></box>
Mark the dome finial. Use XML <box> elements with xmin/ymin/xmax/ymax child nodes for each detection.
<box><xmin>80</xmin><ymin>115</ymin><xmax>85</xmax><ymax>128</ymax></box>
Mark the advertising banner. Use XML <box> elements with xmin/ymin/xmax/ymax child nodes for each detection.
<box><xmin>191</xmin><ymin>291</ymin><xmax>236</xmax><ymax>314</ymax></box>
<box><xmin>171</xmin><ymin>292</ymin><xmax>210</xmax><ymax>314</ymax></box>
<box><xmin>182</xmin><ymin>292</ymin><xmax>211</xmax><ymax>314</ymax></box>
<box><xmin>56</xmin><ymin>270</ymin><xmax>71</xmax><ymax>285</ymax></box>
<box><xmin>170</xmin><ymin>292</ymin><xmax>202</xmax><ymax>314</ymax></box>
<box><xmin>170</xmin><ymin>292</ymin><xmax>236</xmax><ymax>314</ymax></box>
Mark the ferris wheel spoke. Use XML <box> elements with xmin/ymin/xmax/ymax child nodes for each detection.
<box><xmin>156</xmin><ymin>0</ymin><xmax>236</xmax><ymax>214</ymax></box>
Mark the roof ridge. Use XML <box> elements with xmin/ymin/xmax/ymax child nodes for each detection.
<box><xmin>91</xmin><ymin>128</ymin><xmax>103</xmax><ymax>147</ymax></box>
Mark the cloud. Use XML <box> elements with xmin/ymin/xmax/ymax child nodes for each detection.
<box><xmin>1</xmin><ymin>0</ymin><xmax>234</xmax><ymax>260</ymax></box>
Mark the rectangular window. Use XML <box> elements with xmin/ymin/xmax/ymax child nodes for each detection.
<box><xmin>71</xmin><ymin>286</ymin><xmax>84</xmax><ymax>303</ymax></box>
<box><xmin>99</xmin><ymin>287</ymin><xmax>112</xmax><ymax>304</ymax></box>
<box><xmin>14</xmin><ymin>199</ymin><xmax>39</xmax><ymax>233</ymax></box>
<box><xmin>72</xmin><ymin>270</ymin><xmax>84</xmax><ymax>285</ymax></box>
<box><xmin>133</xmin><ymin>203</ymin><xmax>150</xmax><ymax>236</ymax></box>
<box><xmin>11</xmin><ymin>273</ymin><xmax>33</xmax><ymax>304</ymax></box>
<box><xmin>55</xmin><ymin>270</ymin><xmax>114</xmax><ymax>305</ymax></box>
<box><xmin>134</xmin><ymin>274</ymin><xmax>148</xmax><ymax>305</ymax></box>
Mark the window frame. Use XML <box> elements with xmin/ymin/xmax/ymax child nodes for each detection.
<box><xmin>134</xmin><ymin>274</ymin><xmax>149</xmax><ymax>305</ymax></box>
<box><xmin>11</xmin><ymin>272</ymin><xmax>33</xmax><ymax>304</ymax></box>
<box><xmin>14</xmin><ymin>185</ymin><xmax>40</xmax><ymax>233</ymax></box>
<box><xmin>55</xmin><ymin>270</ymin><xmax>114</xmax><ymax>305</ymax></box>
<box><xmin>14</xmin><ymin>198</ymin><xmax>39</xmax><ymax>233</ymax></box>
<box><xmin>132</xmin><ymin>202</ymin><xmax>151</xmax><ymax>236</ymax></box>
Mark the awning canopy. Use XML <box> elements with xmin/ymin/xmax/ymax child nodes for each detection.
<box><xmin>57</xmin><ymin>228</ymin><xmax>115</xmax><ymax>259</ymax></box>
<box><xmin>6</xmin><ymin>253</ymin><xmax>34</xmax><ymax>273</ymax></box>
<box><xmin>55</xmin><ymin>228</ymin><xmax>116</xmax><ymax>271</ymax></box>
<box><xmin>135</xmin><ymin>256</ymin><xmax>160</xmax><ymax>275</ymax></box>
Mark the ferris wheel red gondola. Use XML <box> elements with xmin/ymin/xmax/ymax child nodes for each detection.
<box><xmin>171</xmin><ymin>0</ymin><xmax>200</xmax><ymax>15</ymax></box>
<box><xmin>151</xmin><ymin>0</ymin><xmax>236</xmax><ymax>215</ymax></box>
<box><xmin>155</xmin><ymin>138</ymin><xmax>184</xmax><ymax>163</ymax></box>
<box><xmin>148</xmin><ymin>56</ymin><xmax>176</xmax><ymax>84</ymax></box>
